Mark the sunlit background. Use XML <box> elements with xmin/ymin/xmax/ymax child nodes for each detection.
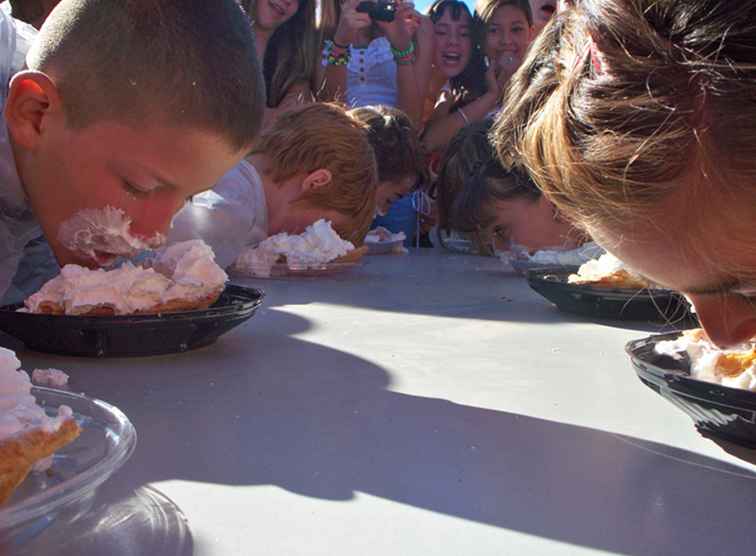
<box><xmin>415</xmin><ymin>0</ymin><xmax>475</xmax><ymax>13</ymax></box>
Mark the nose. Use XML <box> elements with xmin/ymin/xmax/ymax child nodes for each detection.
<box><xmin>128</xmin><ymin>195</ymin><xmax>186</xmax><ymax>240</ymax></box>
<box><xmin>687</xmin><ymin>293</ymin><xmax>756</xmax><ymax>348</ymax></box>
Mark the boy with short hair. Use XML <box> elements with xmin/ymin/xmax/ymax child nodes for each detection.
<box><xmin>168</xmin><ymin>103</ymin><xmax>379</xmax><ymax>268</ymax></box>
<box><xmin>0</xmin><ymin>0</ymin><xmax>264</xmax><ymax>303</ymax></box>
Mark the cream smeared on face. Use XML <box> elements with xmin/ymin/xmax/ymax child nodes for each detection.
<box><xmin>57</xmin><ymin>206</ymin><xmax>165</xmax><ymax>267</ymax></box>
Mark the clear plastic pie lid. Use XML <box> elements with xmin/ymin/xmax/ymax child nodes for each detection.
<box><xmin>0</xmin><ymin>387</ymin><xmax>137</xmax><ymax>531</ymax></box>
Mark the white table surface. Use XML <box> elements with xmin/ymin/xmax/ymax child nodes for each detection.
<box><xmin>8</xmin><ymin>249</ymin><xmax>756</xmax><ymax>556</ymax></box>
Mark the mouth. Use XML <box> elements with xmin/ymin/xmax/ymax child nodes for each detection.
<box><xmin>441</xmin><ymin>52</ymin><xmax>462</xmax><ymax>65</ymax></box>
<box><xmin>58</xmin><ymin>206</ymin><xmax>165</xmax><ymax>268</ymax></box>
<box><xmin>269</xmin><ymin>0</ymin><xmax>286</xmax><ymax>17</ymax></box>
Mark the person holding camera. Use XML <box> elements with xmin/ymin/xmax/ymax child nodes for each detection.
<box><xmin>319</xmin><ymin>0</ymin><xmax>434</xmax><ymax>126</ymax></box>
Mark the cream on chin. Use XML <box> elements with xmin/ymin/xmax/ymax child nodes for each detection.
<box><xmin>57</xmin><ymin>206</ymin><xmax>165</xmax><ymax>266</ymax></box>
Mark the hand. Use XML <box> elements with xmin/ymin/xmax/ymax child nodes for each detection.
<box><xmin>495</xmin><ymin>52</ymin><xmax>522</xmax><ymax>87</ymax></box>
<box><xmin>484</xmin><ymin>60</ymin><xmax>501</xmax><ymax>96</ymax></box>
<box><xmin>334</xmin><ymin>0</ymin><xmax>372</xmax><ymax>46</ymax></box>
<box><xmin>376</xmin><ymin>1</ymin><xmax>414</xmax><ymax>51</ymax></box>
<box><xmin>414</xmin><ymin>12</ymin><xmax>435</xmax><ymax>50</ymax></box>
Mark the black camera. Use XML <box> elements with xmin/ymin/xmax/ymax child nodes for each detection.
<box><xmin>356</xmin><ymin>1</ymin><xmax>396</xmax><ymax>23</ymax></box>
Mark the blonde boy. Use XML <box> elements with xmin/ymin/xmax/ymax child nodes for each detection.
<box><xmin>169</xmin><ymin>103</ymin><xmax>378</xmax><ymax>267</ymax></box>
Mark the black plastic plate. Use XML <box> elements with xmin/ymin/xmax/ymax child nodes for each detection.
<box><xmin>627</xmin><ymin>333</ymin><xmax>756</xmax><ymax>448</ymax></box>
<box><xmin>0</xmin><ymin>284</ymin><xmax>264</xmax><ymax>357</ymax></box>
<box><xmin>527</xmin><ymin>268</ymin><xmax>693</xmax><ymax>323</ymax></box>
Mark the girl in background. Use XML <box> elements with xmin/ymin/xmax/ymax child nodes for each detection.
<box><xmin>421</xmin><ymin>0</ymin><xmax>532</xmax><ymax>153</ymax></box>
<box><xmin>319</xmin><ymin>0</ymin><xmax>434</xmax><ymax>126</ymax></box>
<box><xmin>242</xmin><ymin>0</ymin><xmax>321</xmax><ymax>131</ymax></box>
<box><xmin>437</xmin><ymin>120</ymin><xmax>580</xmax><ymax>255</ymax></box>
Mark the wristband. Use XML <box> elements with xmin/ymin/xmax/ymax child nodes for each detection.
<box><xmin>395</xmin><ymin>54</ymin><xmax>415</xmax><ymax>66</ymax></box>
<box><xmin>390</xmin><ymin>41</ymin><xmax>415</xmax><ymax>60</ymax></box>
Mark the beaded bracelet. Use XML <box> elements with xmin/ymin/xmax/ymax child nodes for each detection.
<box><xmin>322</xmin><ymin>40</ymin><xmax>351</xmax><ymax>66</ymax></box>
<box><xmin>395</xmin><ymin>54</ymin><xmax>415</xmax><ymax>66</ymax></box>
<box><xmin>390</xmin><ymin>41</ymin><xmax>415</xmax><ymax>61</ymax></box>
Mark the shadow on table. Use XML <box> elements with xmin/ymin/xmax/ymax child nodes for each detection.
<box><xmin>230</xmin><ymin>252</ymin><xmax>693</xmax><ymax>334</ymax></box>
<box><xmin>36</xmin><ymin>308</ymin><xmax>753</xmax><ymax>556</ymax></box>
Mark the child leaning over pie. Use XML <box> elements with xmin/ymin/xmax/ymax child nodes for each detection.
<box><xmin>0</xmin><ymin>0</ymin><xmax>263</xmax><ymax>305</ymax></box>
<box><xmin>167</xmin><ymin>103</ymin><xmax>379</xmax><ymax>268</ymax></box>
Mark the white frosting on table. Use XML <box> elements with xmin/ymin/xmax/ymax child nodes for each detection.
<box><xmin>31</xmin><ymin>368</ymin><xmax>70</xmax><ymax>388</ymax></box>
<box><xmin>0</xmin><ymin>347</ymin><xmax>72</xmax><ymax>441</ymax></box>
<box><xmin>233</xmin><ymin>220</ymin><xmax>354</xmax><ymax>277</ymax></box>
<box><xmin>655</xmin><ymin>333</ymin><xmax>756</xmax><ymax>391</ymax></box>
<box><xmin>24</xmin><ymin>240</ymin><xmax>227</xmax><ymax>315</ymax></box>
<box><xmin>569</xmin><ymin>253</ymin><xmax>645</xmax><ymax>284</ymax></box>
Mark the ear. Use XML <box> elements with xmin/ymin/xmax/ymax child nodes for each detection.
<box><xmin>5</xmin><ymin>71</ymin><xmax>62</xmax><ymax>150</ymax></box>
<box><xmin>301</xmin><ymin>168</ymin><xmax>332</xmax><ymax>193</ymax></box>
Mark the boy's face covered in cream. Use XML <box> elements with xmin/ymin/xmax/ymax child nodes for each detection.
<box><xmin>19</xmin><ymin>119</ymin><xmax>248</xmax><ymax>267</ymax></box>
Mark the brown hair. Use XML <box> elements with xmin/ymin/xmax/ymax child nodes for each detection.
<box><xmin>251</xmin><ymin>103</ymin><xmax>378</xmax><ymax>245</ymax></box>
<box><xmin>241</xmin><ymin>0</ymin><xmax>321</xmax><ymax>108</ymax></box>
<box><xmin>493</xmin><ymin>0</ymin><xmax>756</xmax><ymax>233</ymax></box>
<box><xmin>439</xmin><ymin>119</ymin><xmax>540</xmax><ymax>253</ymax></box>
<box><xmin>476</xmin><ymin>0</ymin><xmax>533</xmax><ymax>27</ymax></box>
<box><xmin>28</xmin><ymin>0</ymin><xmax>264</xmax><ymax>151</ymax></box>
<box><xmin>348</xmin><ymin>106</ymin><xmax>426</xmax><ymax>184</ymax></box>
<box><xmin>436</xmin><ymin>118</ymin><xmax>499</xmax><ymax>230</ymax></box>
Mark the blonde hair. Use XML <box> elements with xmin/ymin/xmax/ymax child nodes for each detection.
<box><xmin>251</xmin><ymin>103</ymin><xmax>378</xmax><ymax>245</ymax></box>
<box><xmin>493</xmin><ymin>1</ymin><xmax>756</xmax><ymax>233</ymax></box>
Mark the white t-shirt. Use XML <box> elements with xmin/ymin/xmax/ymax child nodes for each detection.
<box><xmin>167</xmin><ymin>160</ymin><xmax>268</xmax><ymax>269</ymax></box>
<box><xmin>345</xmin><ymin>38</ymin><xmax>397</xmax><ymax>108</ymax></box>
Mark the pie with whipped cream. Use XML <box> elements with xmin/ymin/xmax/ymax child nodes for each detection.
<box><xmin>24</xmin><ymin>240</ymin><xmax>227</xmax><ymax>316</ymax></box>
<box><xmin>0</xmin><ymin>348</ymin><xmax>80</xmax><ymax>504</ymax></box>
<box><xmin>568</xmin><ymin>253</ymin><xmax>651</xmax><ymax>289</ymax></box>
<box><xmin>655</xmin><ymin>329</ymin><xmax>756</xmax><ymax>391</ymax></box>
<box><xmin>233</xmin><ymin>219</ymin><xmax>362</xmax><ymax>277</ymax></box>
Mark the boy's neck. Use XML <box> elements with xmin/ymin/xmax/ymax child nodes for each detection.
<box><xmin>249</xmin><ymin>153</ymin><xmax>284</xmax><ymax>236</ymax></box>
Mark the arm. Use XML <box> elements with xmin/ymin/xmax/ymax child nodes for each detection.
<box><xmin>318</xmin><ymin>0</ymin><xmax>371</xmax><ymax>102</ymax></box>
<box><xmin>377</xmin><ymin>3</ymin><xmax>432</xmax><ymax>125</ymax></box>
<box><xmin>261</xmin><ymin>81</ymin><xmax>314</xmax><ymax>132</ymax></box>
<box><xmin>421</xmin><ymin>66</ymin><xmax>501</xmax><ymax>153</ymax></box>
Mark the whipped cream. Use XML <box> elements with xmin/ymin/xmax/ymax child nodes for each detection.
<box><xmin>31</xmin><ymin>368</ymin><xmax>70</xmax><ymax>388</ymax></box>
<box><xmin>24</xmin><ymin>240</ymin><xmax>227</xmax><ymax>315</ymax></box>
<box><xmin>568</xmin><ymin>253</ymin><xmax>648</xmax><ymax>285</ymax></box>
<box><xmin>655</xmin><ymin>330</ymin><xmax>756</xmax><ymax>391</ymax></box>
<box><xmin>150</xmin><ymin>240</ymin><xmax>228</xmax><ymax>302</ymax></box>
<box><xmin>58</xmin><ymin>206</ymin><xmax>165</xmax><ymax>265</ymax></box>
<box><xmin>233</xmin><ymin>219</ymin><xmax>354</xmax><ymax>277</ymax></box>
<box><xmin>0</xmin><ymin>348</ymin><xmax>73</xmax><ymax>441</ymax></box>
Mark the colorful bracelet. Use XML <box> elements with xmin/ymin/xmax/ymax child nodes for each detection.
<box><xmin>322</xmin><ymin>40</ymin><xmax>351</xmax><ymax>66</ymax></box>
<box><xmin>395</xmin><ymin>54</ymin><xmax>415</xmax><ymax>66</ymax></box>
<box><xmin>390</xmin><ymin>41</ymin><xmax>415</xmax><ymax>61</ymax></box>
